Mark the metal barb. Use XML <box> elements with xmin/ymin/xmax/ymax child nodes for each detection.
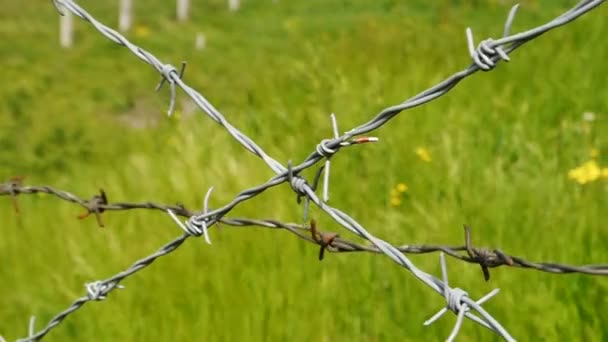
<box><xmin>312</xmin><ymin>165</ymin><xmax>325</xmax><ymax>193</ymax></box>
<box><xmin>28</xmin><ymin>316</ymin><xmax>36</xmax><ymax>338</ymax></box>
<box><xmin>166</xmin><ymin>186</ymin><xmax>214</xmax><ymax>243</ymax></box>
<box><xmin>155</xmin><ymin>61</ymin><xmax>187</xmax><ymax>116</ymax></box>
<box><xmin>310</xmin><ymin>219</ymin><xmax>339</xmax><ymax>260</ymax></box>
<box><xmin>466</xmin><ymin>4</ymin><xmax>520</xmax><ymax>71</ymax></box>
<box><xmin>464</xmin><ymin>225</ymin><xmax>491</xmax><ymax>281</ymax></box>
<box><xmin>76</xmin><ymin>189</ymin><xmax>108</xmax><ymax>227</ymax></box>
<box><xmin>504</xmin><ymin>4</ymin><xmax>520</xmax><ymax>38</ymax></box>
<box><xmin>198</xmin><ymin>186</ymin><xmax>215</xmax><ymax>244</ymax></box>
<box><xmin>85</xmin><ymin>281</ymin><xmax>124</xmax><ymax>301</ymax></box>
<box><xmin>7</xmin><ymin>176</ymin><xmax>25</xmax><ymax>214</ymax></box>
<box><xmin>424</xmin><ymin>253</ymin><xmax>505</xmax><ymax>341</ymax></box>
<box><xmin>287</xmin><ymin>160</ymin><xmax>310</xmax><ymax>222</ymax></box>
<box><xmin>322</xmin><ymin>113</ymin><xmax>340</xmax><ymax>202</ymax></box>
<box><xmin>167</xmin><ymin>209</ymin><xmax>201</xmax><ymax>236</ymax></box>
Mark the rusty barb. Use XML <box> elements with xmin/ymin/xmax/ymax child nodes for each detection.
<box><xmin>76</xmin><ymin>189</ymin><xmax>108</xmax><ymax>227</ymax></box>
<box><xmin>463</xmin><ymin>225</ymin><xmax>514</xmax><ymax>281</ymax></box>
<box><xmin>310</xmin><ymin>219</ymin><xmax>339</xmax><ymax>261</ymax></box>
<box><xmin>0</xmin><ymin>175</ymin><xmax>25</xmax><ymax>214</ymax></box>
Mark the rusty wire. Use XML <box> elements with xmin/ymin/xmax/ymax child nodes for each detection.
<box><xmin>2</xmin><ymin>0</ymin><xmax>606</xmax><ymax>340</ymax></box>
<box><xmin>3</xmin><ymin>181</ymin><xmax>608</xmax><ymax>277</ymax></box>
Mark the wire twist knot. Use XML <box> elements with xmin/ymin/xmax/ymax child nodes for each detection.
<box><xmin>85</xmin><ymin>281</ymin><xmax>110</xmax><ymax>301</ymax></box>
<box><xmin>160</xmin><ymin>64</ymin><xmax>179</xmax><ymax>82</ymax></box>
<box><xmin>155</xmin><ymin>62</ymin><xmax>187</xmax><ymax>116</ymax></box>
<box><xmin>446</xmin><ymin>288</ymin><xmax>468</xmax><ymax>313</ymax></box>
<box><xmin>77</xmin><ymin>189</ymin><xmax>108</xmax><ymax>227</ymax></box>
<box><xmin>289</xmin><ymin>175</ymin><xmax>308</xmax><ymax>198</ymax></box>
<box><xmin>167</xmin><ymin>187</ymin><xmax>214</xmax><ymax>244</ymax></box>
<box><xmin>315</xmin><ymin>138</ymin><xmax>340</xmax><ymax>158</ymax></box>
<box><xmin>5</xmin><ymin>176</ymin><xmax>23</xmax><ymax>193</ymax></box>
<box><xmin>466</xmin><ymin>4</ymin><xmax>519</xmax><ymax>71</ymax></box>
<box><xmin>473</xmin><ymin>248</ymin><xmax>514</xmax><ymax>267</ymax></box>
<box><xmin>187</xmin><ymin>215</ymin><xmax>216</xmax><ymax>237</ymax></box>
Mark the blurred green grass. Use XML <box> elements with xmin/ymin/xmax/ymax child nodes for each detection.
<box><xmin>1</xmin><ymin>0</ymin><xmax>607</xmax><ymax>341</ymax></box>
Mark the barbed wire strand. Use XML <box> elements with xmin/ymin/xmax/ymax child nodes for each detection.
<box><xmin>16</xmin><ymin>233</ymin><xmax>186</xmax><ymax>342</ymax></box>
<box><xmin>4</xmin><ymin>182</ymin><xmax>608</xmax><ymax>276</ymax></box>
<box><xmin>5</xmin><ymin>0</ymin><xmax>604</xmax><ymax>340</ymax></box>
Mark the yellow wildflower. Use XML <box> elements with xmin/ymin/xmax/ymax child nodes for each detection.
<box><xmin>390</xmin><ymin>183</ymin><xmax>408</xmax><ymax>208</ymax></box>
<box><xmin>390</xmin><ymin>196</ymin><xmax>402</xmax><ymax>207</ymax></box>
<box><xmin>602</xmin><ymin>168</ymin><xmax>608</xmax><ymax>179</ymax></box>
<box><xmin>390</xmin><ymin>189</ymin><xmax>399</xmax><ymax>198</ymax></box>
<box><xmin>415</xmin><ymin>147</ymin><xmax>432</xmax><ymax>162</ymax></box>
<box><xmin>134</xmin><ymin>24</ymin><xmax>150</xmax><ymax>38</ymax></box>
<box><xmin>568</xmin><ymin>160</ymin><xmax>601</xmax><ymax>184</ymax></box>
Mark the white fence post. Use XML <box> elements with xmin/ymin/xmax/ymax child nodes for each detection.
<box><xmin>177</xmin><ymin>0</ymin><xmax>189</xmax><ymax>21</ymax></box>
<box><xmin>195</xmin><ymin>32</ymin><xmax>206</xmax><ymax>50</ymax></box>
<box><xmin>60</xmin><ymin>11</ymin><xmax>73</xmax><ymax>48</ymax></box>
<box><xmin>229</xmin><ymin>0</ymin><xmax>240</xmax><ymax>12</ymax></box>
<box><xmin>119</xmin><ymin>0</ymin><xmax>133</xmax><ymax>32</ymax></box>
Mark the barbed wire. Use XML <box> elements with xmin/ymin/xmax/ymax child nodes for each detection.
<box><xmin>3</xmin><ymin>0</ymin><xmax>605</xmax><ymax>340</ymax></box>
<box><xmin>3</xmin><ymin>180</ymin><xmax>608</xmax><ymax>276</ymax></box>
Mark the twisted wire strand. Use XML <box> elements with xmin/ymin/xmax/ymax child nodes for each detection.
<box><xmin>52</xmin><ymin>0</ymin><xmax>287</xmax><ymax>175</ymax></box>
<box><xmin>15</xmin><ymin>234</ymin><xmax>191</xmax><ymax>342</ymax></box>
<box><xmin>5</xmin><ymin>183</ymin><xmax>608</xmax><ymax>275</ymax></box>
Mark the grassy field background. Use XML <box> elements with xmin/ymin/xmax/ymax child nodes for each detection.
<box><xmin>1</xmin><ymin>0</ymin><xmax>607</xmax><ymax>340</ymax></box>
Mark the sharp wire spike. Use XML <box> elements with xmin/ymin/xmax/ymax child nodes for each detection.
<box><xmin>200</xmin><ymin>187</ymin><xmax>214</xmax><ymax>244</ymax></box>
<box><xmin>167</xmin><ymin>209</ymin><xmax>190</xmax><ymax>234</ymax></box>
<box><xmin>423</xmin><ymin>308</ymin><xmax>447</xmax><ymax>326</ymax></box>
<box><xmin>447</xmin><ymin>308</ymin><xmax>467</xmax><ymax>342</ymax></box>
<box><xmin>168</xmin><ymin>84</ymin><xmax>177</xmax><ymax>116</ymax></box>
<box><xmin>322</xmin><ymin>160</ymin><xmax>331</xmax><ymax>202</ymax></box>
<box><xmin>303</xmin><ymin>197</ymin><xmax>310</xmax><ymax>222</ymax></box>
<box><xmin>312</xmin><ymin>165</ymin><xmax>325</xmax><ymax>191</ymax></box>
<box><xmin>476</xmin><ymin>288</ymin><xmax>500</xmax><ymax>306</ymax></box>
<box><xmin>155</xmin><ymin>62</ymin><xmax>187</xmax><ymax>116</ymax></box>
<box><xmin>504</xmin><ymin>4</ymin><xmax>520</xmax><ymax>38</ymax></box>
<box><xmin>466</xmin><ymin>28</ymin><xmax>485</xmax><ymax>70</ymax></box>
<box><xmin>155</xmin><ymin>79</ymin><xmax>166</xmax><ymax>92</ymax></box>
<box><xmin>323</xmin><ymin>113</ymin><xmax>340</xmax><ymax>202</ymax></box>
<box><xmin>28</xmin><ymin>316</ymin><xmax>36</xmax><ymax>337</ymax></box>
<box><xmin>178</xmin><ymin>61</ymin><xmax>187</xmax><ymax>78</ymax></box>
<box><xmin>440</xmin><ymin>252</ymin><xmax>449</xmax><ymax>299</ymax></box>
<box><xmin>330</xmin><ymin>113</ymin><xmax>339</xmax><ymax>138</ymax></box>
